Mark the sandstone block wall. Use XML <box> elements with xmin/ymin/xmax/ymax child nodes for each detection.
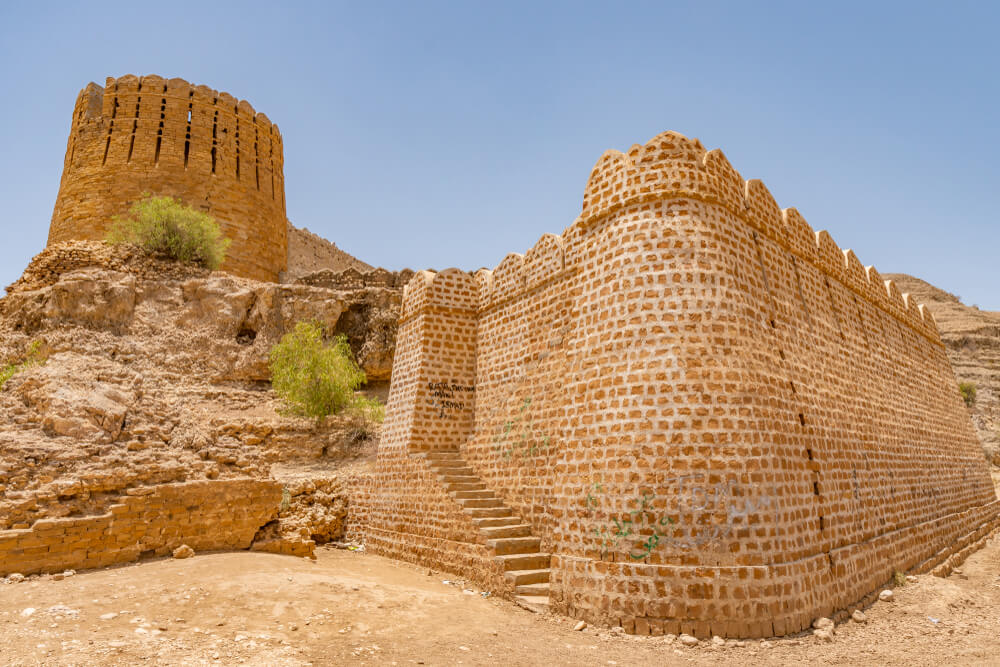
<box><xmin>365</xmin><ymin>130</ymin><xmax>1000</xmax><ymax>637</ymax></box>
<box><xmin>48</xmin><ymin>75</ymin><xmax>287</xmax><ymax>282</ymax></box>
<box><xmin>0</xmin><ymin>479</ymin><xmax>282</xmax><ymax>577</ymax></box>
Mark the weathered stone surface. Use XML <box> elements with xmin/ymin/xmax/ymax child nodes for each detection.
<box><xmin>363</xmin><ymin>130</ymin><xmax>1000</xmax><ymax>639</ymax></box>
<box><xmin>886</xmin><ymin>274</ymin><xmax>1000</xmax><ymax>465</ymax></box>
<box><xmin>48</xmin><ymin>76</ymin><xmax>288</xmax><ymax>282</ymax></box>
<box><xmin>0</xmin><ymin>240</ymin><xmax>382</xmax><ymax>574</ymax></box>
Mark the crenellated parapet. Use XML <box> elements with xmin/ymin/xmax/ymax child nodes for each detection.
<box><xmin>578</xmin><ymin>130</ymin><xmax>940</xmax><ymax>344</ymax></box>
<box><xmin>48</xmin><ymin>74</ymin><xmax>288</xmax><ymax>282</ymax></box>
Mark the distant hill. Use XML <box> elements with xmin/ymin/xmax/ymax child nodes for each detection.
<box><xmin>284</xmin><ymin>224</ymin><xmax>374</xmax><ymax>281</ymax></box>
<box><xmin>886</xmin><ymin>273</ymin><xmax>999</xmax><ymax>464</ymax></box>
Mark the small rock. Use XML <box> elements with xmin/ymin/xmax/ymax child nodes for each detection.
<box><xmin>735</xmin><ymin>640</ymin><xmax>747</xmax><ymax>648</ymax></box>
<box><xmin>173</xmin><ymin>544</ymin><xmax>195</xmax><ymax>559</ymax></box>
<box><xmin>20</xmin><ymin>608</ymin><xmax>36</xmax><ymax>618</ymax></box>
<box><xmin>879</xmin><ymin>589</ymin><xmax>894</xmax><ymax>602</ymax></box>
<box><xmin>760</xmin><ymin>640</ymin><xmax>773</xmax><ymax>648</ymax></box>
<box><xmin>52</xmin><ymin>573</ymin><xmax>64</xmax><ymax>581</ymax></box>
<box><xmin>100</xmin><ymin>613</ymin><xmax>117</xmax><ymax>620</ymax></box>
<box><xmin>813</xmin><ymin>628</ymin><xmax>834</xmax><ymax>642</ymax></box>
<box><xmin>852</xmin><ymin>610</ymin><xmax>867</xmax><ymax>623</ymax></box>
<box><xmin>711</xmin><ymin>635</ymin><xmax>725</xmax><ymax>646</ymax></box>
<box><xmin>813</xmin><ymin>617</ymin><xmax>834</xmax><ymax>631</ymax></box>
<box><xmin>678</xmin><ymin>633</ymin><xmax>699</xmax><ymax>647</ymax></box>
<box><xmin>906</xmin><ymin>575</ymin><xmax>918</xmax><ymax>583</ymax></box>
<box><xmin>663</xmin><ymin>633</ymin><xmax>676</xmax><ymax>645</ymax></box>
<box><xmin>290</xmin><ymin>624</ymin><xmax>298</xmax><ymax>631</ymax></box>
<box><xmin>62</xmin><ymin>570</ymin><xmax>75</xmax><ymax>577</ymax></box>
<box><xmin>7</xmin><ymin>573</ymin><xmax>24</xmax><ymax>583</ymax></box>
<box><xmin>573</xmin><ymin>621</ymin><xmax>587</xmax><ymax>631</ymax></box>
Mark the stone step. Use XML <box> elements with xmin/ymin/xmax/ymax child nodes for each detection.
<box><xmin>444</xmin><ymin>482</ymin><xmax>487</xmax><ymax>492</ymax></box>
<box><xmin>504</xmin><ymin>568</ymin><xmax>550</xmax><ymax>586</ymax></box>
<box><xmin>496</xmin><ymin>553</ymin><xmax>550</xmax><ymax>571</ymax></box>
<box><xmin>451</xmin><ymin>489</ymin><xmax>495</xmax><ymax>500</ymax></box>
<box><xmin>459</xmin><ymin>498</ymin><xmax>505</xmax><ymax>509</ymax></box>
<box><xmin>514</xmin><ymin>595</ymin><xmax>550</xmax><ymax>614</ymax></box>
<box><xmin>473</xmin><ymin>516</ymin><xmax>522</xmax><ymax>528</ymax></box>
<box><xmin>430</xmin><ymin>461</ymin><xmax>475</xmax><ymax>475</ymax></box>
<box><xmin>515</xmin><ymin>582</ymin><xmax>550</xmax><ymax>596</ymax></box>
<box><xmin>487</xmin><ymin>536</ymin><xmax>541</xmax><ymax>555</ymax></box>
<box><xmin>440</xmin><ymin>475</ymin><xmax>479</xmax><ymax>484</ymax></box>
<box><xmin>465</xmin><ymin>507</ymin><xmax>515</xmax><ymax>519</ymax></box>
<box><xmin>424</xmin><ymin>450</ymin><xmax>461</xmax><ymax>460</ymax></box>
<box><xmin>481</xmin><ymin>524</ymin><xmax>532</xmax><ymax>539</ymax></box>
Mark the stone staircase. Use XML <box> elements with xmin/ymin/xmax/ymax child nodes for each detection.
<box><xmin>423</xmin><ymin>450</ymin><xmax>551</xmax><ymax>612</ymax></box>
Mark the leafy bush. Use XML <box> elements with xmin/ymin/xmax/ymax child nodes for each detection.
<box><xmin>269</xmin><ymin>321</ymin><xmax>383</xmax><ymax>423</ymax></box>
<box><xmin>106</xmin><ymin>194</ymin><xmax>231</xmax><ymax>270</ymax></box>
<box><xmin>959</xmin><ymin>381</ymin><xmax>977</xmax><ymax>407</ymax></box>
<box><xmin>0</xmin><ymin>341</ymin><xmax>46</xmax><ymax>390</ymax></box>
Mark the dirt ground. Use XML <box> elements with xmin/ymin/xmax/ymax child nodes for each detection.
<box><xmin>0</xmin><ymin>520</ymin><xmax>999</xmax><ymax>667</ymax></box>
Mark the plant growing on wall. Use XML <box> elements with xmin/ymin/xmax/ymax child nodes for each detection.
<box><xmin>106</xmin><ymin>194</ymin><xmax>231</xmax><ymax>270</ymax></box>
<box><xmin>959</xmin><ymin>381</ymin><xmax>977</xmax><ymax>407</ymax></box>
<box><xmin>269</xmin><ymin>321</ymin><xmax>384</xmax><ymax>423</ymax></box>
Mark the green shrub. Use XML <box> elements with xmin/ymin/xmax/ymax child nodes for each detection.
<box><xmin>959</xmin><ymin>381</ymin><xmax>977</xmax><ymax>407</ymax></box>
<box><xmin>269</xmin><ymin>321</ymin><xmax>383</xmax><ymax>423</ymax></box>
<box><xmin>106</xmin><ymin>194</ymin><xmax>231</xmax><ymax>270</ymax></box>
<box><xmin>0</xmin><ymin>341</ymin><xmax>46</xmax><ymax>390</ymax></box>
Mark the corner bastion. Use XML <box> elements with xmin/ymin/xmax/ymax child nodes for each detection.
<box><xmin>364</xmin><ymin>130</ymin><xmax>1000</xmax><ymax>638</ymax></box>
<box><xmin>48</xmin><ymin>75</ymin><xmax>287</xmax><ymax>282</ymax></box>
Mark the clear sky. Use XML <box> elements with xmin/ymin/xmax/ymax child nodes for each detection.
<box><xmin>1</xmin><ymin>1</ymin><xmax>998</xmax><ymax>307</ymax></box>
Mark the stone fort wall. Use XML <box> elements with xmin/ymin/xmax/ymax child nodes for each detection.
<box><xmin>365</xmin><ymin>130</ymin><xmax>1000</xmax><ymax>637</ymax></box>
<box><xmin>48</xmin><ymin>75</ymin><xmax>287</xmax><ymax>282</ymax></box>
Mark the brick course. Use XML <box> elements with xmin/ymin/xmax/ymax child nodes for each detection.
<box><xmin>364</xmin><ymin>130</ymin><xmax>1000</xmax><ymax>637</ymax></box>
<box><xmin>48</xmin><ymin>75</ymin><xmax>287</xmax><ymax>282</ymax></box>
<box><xmin>0</xmin><ymin>479</ymin><xmax>282</xmax><ymax>576</ymax></box>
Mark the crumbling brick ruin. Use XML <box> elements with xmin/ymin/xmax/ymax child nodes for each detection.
<box><xmin>364</xmin><ymin>130</ymin><xmax>1000</xmax><ymax>638</ymax></box>
<box><xmin>48</xmin><ymin>75</ymin><xmax>287</xmax><ymax>282</ymax></box>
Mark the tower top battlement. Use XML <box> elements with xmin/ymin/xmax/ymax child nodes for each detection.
<box><xmin>48</xmin><ymin>74</ymin><xmax>288</xmax><ymax>282</ymax></box>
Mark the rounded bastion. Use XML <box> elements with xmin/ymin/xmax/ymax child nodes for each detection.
<box><xmin>48</xmin><ymin>74</ymin><xmax>287</xmax><ymax>282</ymax></box>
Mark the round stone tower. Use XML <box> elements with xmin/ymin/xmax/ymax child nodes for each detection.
<box><xmin>48</xmin><ymin>74</ymin><xmax>288</xmax><ymax>282</ymax></box>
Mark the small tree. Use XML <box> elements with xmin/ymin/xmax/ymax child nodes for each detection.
<box><xmin>269</xmin><ymin>321</ymin><xmax>382</xmax><ymax>423</ymax></box>
<box><xmin>959</xmin><ymin>381</ymin><xmax>977</xmax><ymax>407</ymax></box>
<box><xmin>106</xmin><ymin>194</ymin><xmax>231</xmax><ymax>270</ymax></box>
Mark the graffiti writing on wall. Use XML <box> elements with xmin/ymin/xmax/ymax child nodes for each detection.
<box><xmin>491</xmin><ymin>397</ymin><xmax>553</xmax><ymax>460</ymax></box>
<box><xmin>584</xmin><ymin>475</ymin><xmax>775</xmax><ymax>561</ymax></box>
<box><xmin>426</xmin><ymin>381</ymin><xmax>475</xmax><ymax>419</ymax></box>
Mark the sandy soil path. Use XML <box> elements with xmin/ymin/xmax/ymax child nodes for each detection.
<box><xmin>1</xmin><ymin>527</ymin><xmax>1000</xmax><ymax>667</ymax></box>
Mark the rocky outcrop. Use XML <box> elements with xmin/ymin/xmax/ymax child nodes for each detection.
<box><xmin>887</xmin><ymin>274</ymin><xmax>1000</xmax><ymax>465</ymax></box>
<box><xmin>2</xmin><ymin>240</ymin><xmax>401</xmax><ymax>382</ymax></box>
<box><xmin>0</xmin><ymin>240</ymin><xmax>388</xmax><ymax>572</ymax></box>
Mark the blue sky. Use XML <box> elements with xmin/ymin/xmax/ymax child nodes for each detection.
<box><xmin>1</xmin><ymin>1</ymin><xmax>998</xmax><ymax>307</ymax></box>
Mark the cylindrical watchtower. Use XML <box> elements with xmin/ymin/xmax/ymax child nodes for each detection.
<box><xmin>48</xmin><ymin>74</ymin><xmax>288</xmax><ymax>282</ymax></box>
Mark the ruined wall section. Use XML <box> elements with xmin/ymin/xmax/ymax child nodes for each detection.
<box><xmin>0</xmin><ymin>479</ymin><xmax>281</xmax><ymax>577</ymax></box>
<box><xmin>48</xmin><ymin>75</ymin><xmax>287</xmax><ymax>282</ymax></box>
